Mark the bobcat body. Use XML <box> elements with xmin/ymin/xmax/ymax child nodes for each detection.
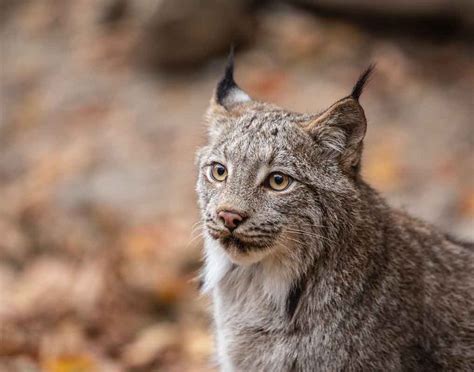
<box><xmin>196</xmin><ymin>55</ymin><xmax>474</xmax><ymax>371</ymax></box>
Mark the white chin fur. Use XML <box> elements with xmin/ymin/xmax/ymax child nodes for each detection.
<box><xmin>202</xmin><ymin>233</ymin><xmax>298</xmax><ymax>308</ymax></box>
<box><xmin>201</xmin><ymin>236</ymin><xmax>233</xmax><ymax>294</ymax></box>
<box><xmin>202</xmin><ymin>235</ymin><xmax>271</xmax><ymax>292</ymax></box>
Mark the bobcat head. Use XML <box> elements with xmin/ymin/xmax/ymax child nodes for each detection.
<box><xmin>196</xmin><ymin>51</ymin><xmax>374</xmax><ymax>266</ymax></box>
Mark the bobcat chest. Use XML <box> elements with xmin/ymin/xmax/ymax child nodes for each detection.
<box><xmin>212</xmin><ymin>286</ymin><xmax>296</xmax><ymax>370</ymax></box>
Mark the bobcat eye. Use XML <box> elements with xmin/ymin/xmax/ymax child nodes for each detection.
<box><xmin>209</xmin><ymin>163</ymin><xmax>228</xmax><ymax>182</ymax></box>
<box><xmin>265</xmin><ymin>172</ymin><xmax>291</xmax><ymax>191</ymax></box>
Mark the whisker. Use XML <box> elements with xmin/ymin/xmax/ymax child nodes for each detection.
<box><xmin>287</xmin><ymin>222</ymin><xmax>325</xmax><ymax>229</ymax></box>
<box><xmin>284</xmin><ymin>236</ymin><xmax>307</xmax><ymax>246</ymax></box>
<box><xmin>190</xmin><ymin>222</ymin><xmax>205</xmax><ymax>238</ymax></box>
<box><xmin>190</xmin><ymin>220</ymin><xmax>203</xmax><ymax>231</ymax></box>
<box><xmin>190</xmin><ymin>229</ymin><xmax>202</xmax><ymax>237</ymax></box>
<box><xmin>185</xmin><ymin>231</ymin><xmax>205</xmax><ymax>249</ymax></box>
<box><xmin>285</xmin><ymin>227</ymin><xmax>337</xmax><ymax>245</ymax></box>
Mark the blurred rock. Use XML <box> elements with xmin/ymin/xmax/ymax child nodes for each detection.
<box><xmin>0</xmin><ymin>0</ymin><xmax>27</xmax><ymax>22</ymax></box>
<box><xmin>138</xmin><ymin>0</ymin><xmax>257</xmax><ymax>68</ymax></box>
<box><xmin>99</xmin><ymin>0</ymin><xmax>128</xmax><ymax>25</ymax></box>
<box><xmin>132</xmin><ymin>0</ymin><xmax>474</xmax><ymax>71</ymax></box>
<box><xmin>292</xmin><ymin>0</ymin><xmax>474</xmax><ymax>34</ymax></box>
<box><xmin>293</xmin><ymin>0</ymin><xmax>458</xmax><ymax>16</ymax></box>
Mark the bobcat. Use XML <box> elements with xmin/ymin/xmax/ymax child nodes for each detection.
<box><xmin>195</xmin><ymin>52</ymin><xmax>474</xmax><ymax>371</ymax></box>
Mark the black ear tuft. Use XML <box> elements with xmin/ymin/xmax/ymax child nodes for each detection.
<box><xmin>216</xmin><ymin>47</ymin><xmax>237</xmax><ymax>105</ymax></box>
<box><xmin>214</xmin><ymin>47</ymin><xmax>251</xmax><ymax>108</ymax></box>
<box><xmin>351</xmin><ymin>64</ymin><xmax>375</xmax><ymax>101</ymax></box>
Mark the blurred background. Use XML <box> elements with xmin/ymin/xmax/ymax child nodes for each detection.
<box><xmin>0</xmin><ymin>0</ymin><xmax>473</xmax><ymax>371</ymax></box>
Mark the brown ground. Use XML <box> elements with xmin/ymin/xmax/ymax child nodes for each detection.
<box><xmin>0</xmin><ymin>1</ymin><xmax>473</xmax><ymax>371</ymax></box>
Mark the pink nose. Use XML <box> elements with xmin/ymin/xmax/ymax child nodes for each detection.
<box><xmin>218</xmin><ymin>210</ymin><xmax>245</xmax><ymax>231</ymax></box>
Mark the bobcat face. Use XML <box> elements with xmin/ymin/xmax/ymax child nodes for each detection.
<box><xmin>196</xmin><ymin>52</ymin><xmax>371</xmax><ymax>265</ymax></box>
<box><xmin>197</xmin><ymin>109</ymin><xmax>326</xmax><ymax>264</ymax></box>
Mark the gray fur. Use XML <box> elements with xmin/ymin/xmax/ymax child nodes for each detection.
<box><xmin>195</xmin><ymin>67</ymin><xmax>474</xmax><ymax>371</ymax></box>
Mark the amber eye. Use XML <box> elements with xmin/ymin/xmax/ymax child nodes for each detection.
<box><xmin>210</xmin><ymin>163</ymin><xmax>228</xmax><ymax>182</ymax></box>
<box><xmin>266</xmin><ymin>172</ymin><xmax>291</xmax><ymax>191</ymax></box>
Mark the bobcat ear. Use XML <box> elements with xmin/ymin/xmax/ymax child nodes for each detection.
<box><xmin>205</xmin><ymin>48</ymin><xmax>252</xmax><ymax>138</ymax></box>
<box><xmin>212</xmin><ymin>47</ymin><xmax>251</xmax><ymax>110</ymax></box>
<box><xmin>303</xmin><ymin>66</ymin><xmax>374</xmax><ymax>172</ymax></box>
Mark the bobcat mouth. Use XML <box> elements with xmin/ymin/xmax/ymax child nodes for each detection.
<box><xmin>220</xmin><ymin>236</ymin><xmax>248</xmax><ymax>252</ymax></box>
<box><xmin>220</xmin><ymin>235</ymin><xmax>270</xmax><ymax>252</ymax></box>
<box><xmin>207</xmin><ymin>226</ymin><xmax>271</xmax><ymax>252</ymax></box>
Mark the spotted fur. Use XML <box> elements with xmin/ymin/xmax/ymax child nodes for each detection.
<box><xmin>195</xmin><ymin>60</ymin><xmax>474</xmax><ymax>371</ymax></box>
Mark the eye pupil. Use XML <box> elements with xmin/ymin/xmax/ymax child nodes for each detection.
<box><xmin>274</xmin><ymin>175</ymin><xmax>283</xmax><ymax>184</ymax></box>
<box><xmin>217</xmin><ymin>166</ymin><xmax>225</xmax><ymax>176</ymax></box>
